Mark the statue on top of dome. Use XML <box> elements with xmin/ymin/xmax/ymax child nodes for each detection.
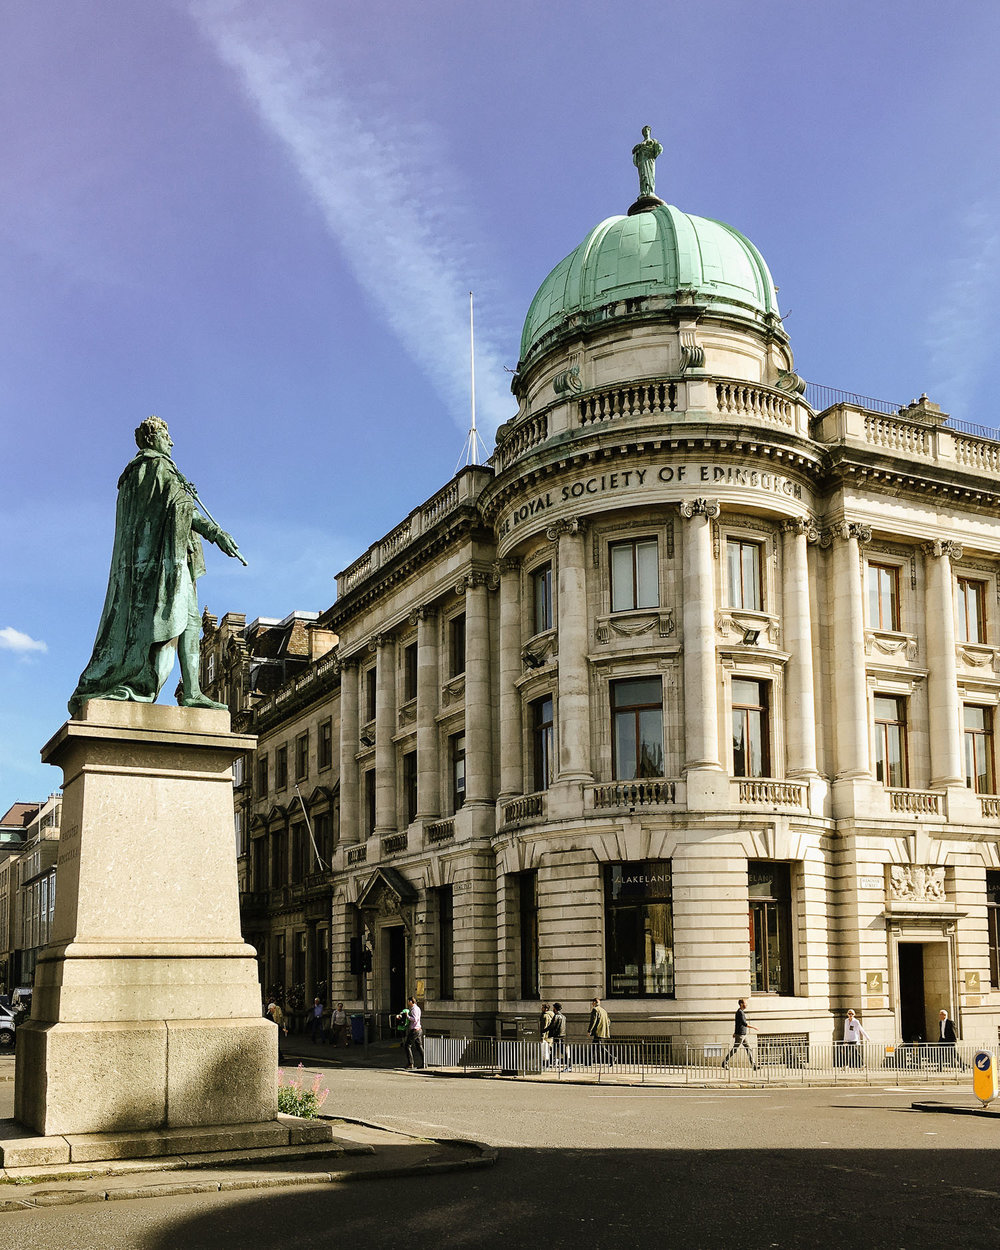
<box><xmin>632</xmin><ymin>126</ymin><xmax>663</xmax><ymax>199</ymax></box>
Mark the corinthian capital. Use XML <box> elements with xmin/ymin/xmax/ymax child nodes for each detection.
<box><xmin>780</xmin><ymin>516</ymin><xmax>821</xmax><ymax>543</ymax></box>
<box><xmin>921</xmin><ymin>539</ymin><xmax>964</xmax><ymax>561</ymax></box>
<box><xmin>545</xmin><ymin>517</ymin><xmax>586</xmax><ymax>542</ymax></box>
<box><xmin>821</xmin><ymin>521</ymin><xmax>872</xmax><ymax>547</ymax></box>
<box><xmin>678</xmin><ymin>498</ymin><xmax>721</xmax><ymax>519</ymax></box>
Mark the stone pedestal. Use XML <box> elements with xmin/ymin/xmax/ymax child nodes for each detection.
<box><xmin>14</xmin><ymin>701</ymin><xmax>276</xmax><ymax>1139</ymax></box>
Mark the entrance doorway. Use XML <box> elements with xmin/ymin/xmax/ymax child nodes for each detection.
<box><xmin>382</xmin><ymin>925</ymin><xmax>406</xmax><ymax>1014</ymax></box>
<box><xmin>897</xmin><ymin>940</ymin><xmax>952</xmax><ymax>1042</ymax></box>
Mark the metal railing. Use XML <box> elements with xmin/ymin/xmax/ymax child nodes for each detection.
<box><xmin>424</xmin><ymin>1037</ymin><xmax>988</xmax><ymax>1084</ymax></box>
<box><xmin>804</xmin><ymin>383</ymin><xmax>902</xmax><ymax>415</ymax></box>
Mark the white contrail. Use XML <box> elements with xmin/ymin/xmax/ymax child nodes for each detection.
<box><xmin>189</xmin><ymin>2</ymin><xmax>515</xmax><ymax>438</ymax></box>
<box><xmin>926</xmin><ymin>200</ymin><xmax>1000</xmax><ymax>422</ymax></box>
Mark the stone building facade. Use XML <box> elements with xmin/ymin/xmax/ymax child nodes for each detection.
<box><xmin>209</xmin><ymin>160</ymin><xmax>1000</xmax><ymax>1047</ymax></box>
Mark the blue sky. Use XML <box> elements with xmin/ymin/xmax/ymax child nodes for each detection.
<box><xmin>3</xmin><ymin>0</ymin><xmax>999</xmax><ymax>801</ymax></box>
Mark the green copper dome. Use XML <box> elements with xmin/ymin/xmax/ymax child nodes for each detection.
<box><xmin>520</xmin><ymin>203</ymin><xmax>781</xmax><ymax>363</ymax></box>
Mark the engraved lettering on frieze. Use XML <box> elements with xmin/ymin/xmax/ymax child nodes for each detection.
<box><xmin>889</xmin><ymin>864</ymin><xmax>946</xmax><ymax>902</ymax></box>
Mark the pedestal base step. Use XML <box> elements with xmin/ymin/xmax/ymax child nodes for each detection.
<box><xmin>0</xmin><ymin>1114</ymin><xmax>341</xmax><ymax>1169</ymax></box>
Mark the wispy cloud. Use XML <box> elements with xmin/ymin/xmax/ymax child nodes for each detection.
<box><xmin>926</xmin><ymin>200</ymin><xmax>1000</xmax><ymax>421</ymax></box>
<box><xmin>189</xmin><ymin>2</ymin><xmax>515</xmax><ymax>439</ymax></box>
<box><xmin>0</xmin><ymin>627</ymin><xmax>47</xmax><ymax>655</ymax></box>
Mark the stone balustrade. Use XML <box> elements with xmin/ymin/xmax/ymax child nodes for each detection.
<box><xmin>980</xmin><ymin>796</ymin><xmax>1000</xmax><ymax>820</ymax></box>
<box><xmin>736</xmin><ymin>779</ymin><xmax>806</xmax><ymax>808</ymax></box>
<box><xmin>592</xmin><ymin>779</ymin><xmax>677</xmax><ymax>809</ymax></box>
<box><xmin>426</xmin><ymin>818</ymin><xmax>455</xmax><ymax>843</ymax></box>
<box><xmin>888</xmin><ymin>788</ymin><xmax>944</xmax><ymax>817</ymax></box>
<box><xmin>501</xmin><ymin>792</ymin><xmax>545</xmax><ymax>826</ymax></box>
<box><xmin>381</xmin><ymin>832</ymin><xmax>408</xmax><ymax>856</ymax></box>
<box><xmin>346</xmin><ymin>844</ymin><xmax>367</xmax><ymax>865</ymax></box>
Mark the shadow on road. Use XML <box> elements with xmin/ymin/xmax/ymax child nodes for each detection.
<box><xmin>136</xmin><ymin>1145</ymin><xmax>1000</xmax><ymax>1250</ymax></box>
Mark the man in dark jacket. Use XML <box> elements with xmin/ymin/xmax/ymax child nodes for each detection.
<box><xmin>722</xmin><ymin>998</ymin><xmax>758</xmax><ymax>1070</ymax></box>
<box><xmin>546</xmin><ymin>1002</ymin><xmax>570</xmax><ymax>1071</ymax></box>
<box><xmin>934</xmin><ymin>1009</ymin><xmax>966</xmax><ymax>1069</ymax></box>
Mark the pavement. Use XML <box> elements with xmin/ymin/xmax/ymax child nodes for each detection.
<box><xmin>0</xmin><ymin>1042</ymin><xmax>494</xmax><ymax>1211</ymax></box>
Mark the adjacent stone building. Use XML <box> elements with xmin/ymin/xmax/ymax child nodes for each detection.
<box><xmin>210</xmin><ymin>147</ymin><xmax>1000</xmax><ymax>1048</ymax></box>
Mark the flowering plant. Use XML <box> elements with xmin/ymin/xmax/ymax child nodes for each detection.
<box><xmin>277</xmin><ymin>1063</ymin><xmax>329</xmax><ymax>1118</ymax></box>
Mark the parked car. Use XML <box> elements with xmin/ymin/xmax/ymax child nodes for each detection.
<box><xmin>0</xmin><ymin>1004</ymin><xmax>15</xmax><ymax>1048</ymax></box>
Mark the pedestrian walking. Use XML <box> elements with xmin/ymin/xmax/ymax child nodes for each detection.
<box><xmin>722</xmin><ymin>998</ymin><xmax>758</xmax><ymax>1070</ymax></box>
<box><xmin>933</xmin><ymin>1009</ymin><xmax>967</xmax><ymax>1069</ymax></box>
<box><xmin>398</xmin><ymin>995</ymin><xmax>424</xmax><ymax>1070</ymax></box>
<box><xmin>588</xmin><ymin>998</ymin><xmax>612</xmax><ymax>1065</ymax></box>
<box><xmin>840</xmin><ymin>1008</ymin><xmax>869</xmax><ymax>1067</ymax></box>
<box><xmin>266</xmin><ymin>1001</ymin><xmax>288</xmax><ymax>1063</ymax></box>
<box><xmin>331</xmin><ymin>1001</ymin><xmax>349</xmax><ymax>1048</ymax></box>
<box><xmin>540</xmin><ymin>1002</ymin><xmax>554</xmax><ymax>1068</ymax></box>
<box><xmin>308</xmin><ymin>997</ymin><xmax>325</xmax><ymax>1044</ymax></box>
<box><xmin>546</xmin><ymin>1001</ymin><xmax>570</xmax><ymax>1071</ymax></box>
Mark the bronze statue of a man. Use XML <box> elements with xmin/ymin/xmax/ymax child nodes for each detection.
<box><xmin>69</xmin><ymin>417</ymin><xmax>243</xmax><ymax>715</ymax></box>
<box><xmin>632</xmin><ymin>125</ymin><xmax>663</xmax><ymax>199</ymax></box>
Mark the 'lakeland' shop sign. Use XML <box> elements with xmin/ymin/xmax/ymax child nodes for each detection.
<box><xmin>498</xmin><ymin>459</ymin><xmax>806</xmax><ymax>536</ymax></box>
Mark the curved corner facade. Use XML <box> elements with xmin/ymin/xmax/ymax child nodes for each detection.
<box><xmin>210</xmin><ymin>191</ymin><xmax>1000</xmax><ymax>1051</ymax></box>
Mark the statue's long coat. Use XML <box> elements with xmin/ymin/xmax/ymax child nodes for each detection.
<box><xmin>68</xmin><ymin>449</ymin><xmax>205</xmax><ymax>714</ymax></box>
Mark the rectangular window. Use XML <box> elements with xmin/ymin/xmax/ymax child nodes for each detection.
<box><xmin>314</xmin><ymin>812</ymin><xmax>333</xmax><ymax>864</ymax></box>
<box><xmin>958</xmin><ymin>577</ymin><xmax>987</xmax><ymax>644</ymax></box>
<box><xmin>364</xmin><ymin>668</ymin><xmax>377</xmax><ymax>722</ymax></box>
<box><xmin>726</xmin><ymin>538</ymin><xmax>764</xmax><ymax>611</ymax></box>
<box><xmin>612</xmin><ymin>678</ymin><xmax>664</xmax><ymax>779</ymax></box>
<box><xmin>749</xmin><ymin>861</ymin><xmax>794</xmax><ymax>995</ymax></box>
<box><xmin>403</xmin><ymin>750</ymin><xmax>418</xmax><ymax>824</ymax></box>
<box><xmin>964</xmin><ymin>705</ymin><xmax>995</xmax><ymax>794</ymax></box>
<box><xmin>207</xmin><ymin>653</ymin><xmax>216</xmax><ymax>685</ymax></box>
<box><xmin>532</xmin><ymin>563</ymin><xmax>553</xmax><ymax>634</ymax></box>
<box><xmin>450</xmin><ymin>614</ymin><xmax>466</xmax><ymax>676</ymax></box>
<box><xmin>451</xmin><ymin>733</ymin><xmax>466</xmax><ymax>812</ymax></box>
<box><xmin>256</xmin><ymin>754</ymin><xmax>269</xmax><ymax>797</ymax></box>
<box><xmin>364</xmin><ymin>769</ymin><xmax>376</xmax><ymax>836</ymax></box>
<box><xmin>251</xmin><ymin>836</ymin><xmax>266</xmax><ymax>892</ymax></box>
<box><xmin>290</xmin><ymin>822</ymin><xmax>305</xmax><ymax>882</ymax></box>
<box><xmin>988</xmin><ymin>871</ymin><xmax>1000</xmax><ymax>988</ymax></box>
<box><xmin>518</xmin><ymin>871</ymin><xmax>539</xmax><ymax>1000</ymax></box>
<box><xmin>403</xmin><ymin>642</ymin><xmax>418</xmax><ymax>702</ymax></box>
<box><xmin>234</xmin><ymin>809</ymin><xmax>245</xmax><ymax>856</ymax></box>
<box><xmin>270</xmin><ymin>827</ymin><xmax>287</xmax><ymax>887</ymax></box>
<box><xmin>874</xmin><ymin>694</ymin><xmax>908</xmax><ymax>787</ymax></box>
<box><xmin>232</xmin><ymin>754</ymin><xmax>245</xmax><ymax>787</ymax></box>
<box><xmin>318</xmin><ymin>719</ymin><xmax>333</xmax><ymax>770</ymax></box>
<box><xmin>437</xmin><ymin>885</ymin><xmax>454</xmax><ymax>1000</ymax></box>
<box><xmin>610</xmin><ymin>538</ymin><xmax>658</xmax><ymax>612</ymax></box>
<box><xmin>604</xmin><ymin>861</ymin><xmax>674</xmax><ymax>998</ymax></box>
<box><xmin>295</xmin><ymin>732</ymin><xmax>309</xmax><ymax>782</ymax></box>
<box><xmin>275</xmin><ymin>745</ymin><xmax>288</xmax><ymax>791</ymax></box>
<box><xmin>732</xmin><ymin>678</ymin><xmax>770</xmax><ymax>778</ymax></box>
<box><xmin>531</xmin><ymin>695</ymin><xmax>554</xmax><ymax>791</ymax></box>
<box><xmin>273</xmin><ymin>933</ymin><xmax>285</xmax><ymax>989</ymax></box>
<box><xmin>868</xmin><ymin>563</ymin><xmax>901</xmax><ymax>631</ymax></box>
<box><xmin>293</xmin><ymin>930</ymin><xmax>306</xmax><ymax>987</ymax></box>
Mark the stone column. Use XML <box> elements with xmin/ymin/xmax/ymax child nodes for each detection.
<box><xmin>374</xmin><ymin>634</ymin><xmax>397</xmax><ymax>834</ymax></box>
<box><xmin>679</xmin><ymin>499</ymin><xmax>722</xmax><ymax>771</ymax></box>
<box><xmin>463</xmin><ymin>573</ymin><xmax>493</xmax><ymax>804</ymax></box>
<box><xmin>338</xmin><ymin>660</ymin><xmax>360</xmax><ymax>845</ymax></box>
<box><xmin>412</xmin><ymin>607</ymin><xmax>440</xmax><ymax>819</ymax></box>
<box><xmin>497</xmin><ymin>559</ymin><xmax>523</xmax><ymax>799</ymax></box>
<box><xmin>781</xmin><ymin>519</ymin><xmax>819</xmax><ymax>778</ymax></box>
<box><xmin>828</xmin><ymin>522</ymin><xmax>872</xmax><ymax>778</ymax></box>
<box><xmin>924</xmin><ymin>540</ymin><xmax>964</xmax><ymax>787</ymax></box>
<box><xmin>553</xmin><ymin>519</ymin><xmax>593</xmax><ymax>782</ymax></box>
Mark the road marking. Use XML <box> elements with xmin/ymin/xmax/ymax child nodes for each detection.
<box><xmin>587</xmin><ymin>1093</ymin><xmax>772</xmax><ymax>1100</ymax></box>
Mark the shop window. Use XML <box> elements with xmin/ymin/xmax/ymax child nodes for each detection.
<box><xmin>726</xmin><ymin>538</ymin><xmax>764</xmax><ymax>611</ymax></box>
<box><xmin>964</xmin><ymin>705</ymin><xmax>995</xmax><ymax>794</ymax></box>
<box><xmin>403</xmin><ymin>750</ymin><xmax>418</xmax><ymax>824</ymax></box>
<box><xmin>610</xmin><ymin>538</ymin><xmax>658</xmax><ymax>612</ymax></box>
<box><xmin>518</xmin><ymin>871</ymin><xmax>539</xmax><ymax>1000</ymax></box>
<box><xmin>437</xmin><ymin>885</ymin><xmax>454</xmax><ymax>1000</ymax></box>
<box><xmin>403</xmin><ymin>642</ymin><xmax>418</xmax><ymax>702</ymax></box>
<box><xmin>732</xmin><ymin>678</ymin><xmax>770</xmax><ymax>778</ymax></box>
<box><xmin>295</xmin><ymin>732</ymin><xmax>309</xmax><ymax>782</ymax></box>
<box><xmin>868</xmin><ymin>562</ymin><xmax>901</xmax><ymax>631</ymax></box>
<box><xmin>275</xmin><ymin>745</ymin><xmax>288</xmax><ymax>791</ymax></box>
<box><xmin>450</xmin><ymin>733</ymin><xmax>466</xmax><ymax>812</ymax></box>
<box><xmin>531</xmin><ymin>695</ymin><xmax>554</xmax><ymax>791</ymax></box>
<box><xmin>988</xmin><ymin>871</ymin><xmax>1000</xmax><ymax>988</ymax></box>
<box><xmin>958</xmin><ymin>577</ymin><xmax>987</xmax><ymax>644</ymax></box>
<box><xmin>450</xmin><ymin>614</ymin><xmax>466</xmax><ymax>676</ymax></box>
<box><xmin>874</xmin><ymin>694</ymin><xmax>908</xmax><ymax>787</ymax></box>
<box><xmin>532</xmin><ymin>563</ymin><xmax>553</xmax><ymax>634</ymax></box>
<box><xmin>604</xmin><ymin>861</ymin><xmax>674</xmax><ymax>997</ymax></box>
<box><xmin>749</xmin><ymin>861</ymin><xmax>794</xmax><ymax>995</ymax></box>
<box><xmin>611</xmin><ymin>678</ymin><xmax>664</xmax><ymax>779</ymax></box>
<box><xmin>318</xmin><ymin>719</ymin><xmax>333</xmax><ymax>770</ymax></box>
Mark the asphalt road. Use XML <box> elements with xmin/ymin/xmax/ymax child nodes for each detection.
<box><xmin>2</xmin><ymin>1066</ymin><xmax>1000</xmax><ymax>1250</ymax></box>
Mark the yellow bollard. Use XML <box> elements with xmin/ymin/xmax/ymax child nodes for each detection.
<box><xmin>972</xmin><ymin>1052</ymin><xmax>998</xmax><ymax>1108</ymax></box>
